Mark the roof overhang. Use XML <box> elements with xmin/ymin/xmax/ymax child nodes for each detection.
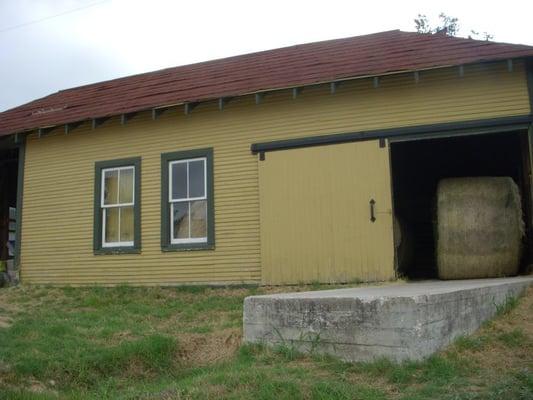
<box><xmin>5</xmin><ymin>57</ymin><xmax>526</xmax><ymax>140</ymax></box>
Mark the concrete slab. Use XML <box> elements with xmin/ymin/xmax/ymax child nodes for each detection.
<box><xmin>243</xmin><ymin>277</ymin><xmax>533</xmax><ymax>362</ymax></box>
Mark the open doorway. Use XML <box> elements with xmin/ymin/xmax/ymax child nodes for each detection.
<box><xmin>390</xmin><ymin>130</ymin><xmax>532</xmax><ymax>279</ymax></box>
<box><xmin>0</xmin><ymin>144</ymin><xmax>19</xmax><ymax>285</ymax></box>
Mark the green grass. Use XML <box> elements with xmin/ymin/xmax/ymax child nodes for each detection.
<box><xmin>495</xmin><ymin>295</ymin><xmax>520</xmax><ymax>316</ymax></box>
<box><xmin>454</xmin><ymin>335</ymin><xmax>489</xmax><ymax>352</ymax></box>
<box><xmin>0</xmin><ymin>284</ymin><xmax>531</xmax><ymax>399</ymax></box>
<box><xmin>497</xmin><ymin>328</ymin><xmax>527</xmax><ymax>348</ymax></box>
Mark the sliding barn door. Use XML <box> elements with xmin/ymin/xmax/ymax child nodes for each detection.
<box><xmin>259</xmin><ymin>140</ymin><xmax>395</xmax><ymax>284</ymax></box>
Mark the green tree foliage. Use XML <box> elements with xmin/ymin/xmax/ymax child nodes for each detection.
<box><xmin>414</xmin><ymin>13</ymin><xmax>493</xmax><ymax>40</ymax></box>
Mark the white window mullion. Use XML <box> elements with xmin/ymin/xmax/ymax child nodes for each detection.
<box><xmin>182</xmin><ymin>196</ymin><xmax>206</xmax><ymax>202</ymax></box>
<box><xmin>170</xmin><ymin>202</ymin><xmax>174</xmax><ymax>241</ymax></box>
<box><xmin>186</xmin><ymin>161</ymin><xmax>190</xmax><ymax>199</ymax></box>
<box><xmin>102</xmin><ymin>208</ymin><xmax>107</xmax><ymax>245</ymax></box>
<box><xmin>101</xmin><ymin>171</ymin><xmax>106</xmax><ymax>207</ymax></box>
<box><xmin>168</xmin><ymin>163</ymin><xmax>173</xmax><ymax>202</ymax></box>
<box><xmin>118</xmin><ymin>206</ymin><xmax>121</xmax><ymax>243</ymax></box>
<box><xmin>188</xmin><ymin>201</ymin><xmax>191</xmax><ymax>239</ymax></box>
<box><xmin>204</xmin><ymin>159</ymin><xmax>207</xmax><ymax>200</ymax></box>
<box><xmin>132</xmin><ymin>169</ymin><xmax>135</xmax><ymax>204</ymax></box>
<box><xmin>117</xmin><ymin>167</ymin><xmax>121</xmax><ymax>204</ymax></box>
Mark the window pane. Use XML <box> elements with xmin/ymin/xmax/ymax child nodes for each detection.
<box><xmin>120</xmin><ymin>206</ymin><xmax>134</xmax><ymax>242</ymax></box>
<box><xmin>119</xmin><ymin>168</ymin><xmax>134</xmax><ymax>204</ymax></box>
<box><xmin>104</xmin><ymin>208</ymin><xmax>119</xmax><ymax>243</ymax></box>
<box><xmin>103</xmin><ymin>170</ymin><xmax>119</xmax><ymax>205</ymax></box>
<box><xmin>172</xmin><ymin>202</ymin><xmax>189</xmax><ymax>239</ymax></box>
<box><xmin>189</xmin><ymin>160</ymin><xmax>205</xmax><ymax>198</ymax></box>
<box><xmin>190</xmin><ymin>200</ymin><xmax>207</xmax><ymax>238</ymax></box>
<box><xmin>171</xmin><ymin>163</ymin><xmax>187</xmax><ymax>200</ymax></box>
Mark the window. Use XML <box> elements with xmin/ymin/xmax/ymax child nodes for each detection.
<box><xmin>169</xmin><ymin>158</ymin><xmax>207</xmax><ymax>243</ymax></box>
<box><xmin>161</xmin><ymin>149</ymin><xmax>214</xmax><ymax>250</ymax></box>
<box><xmin>94</xmin><ymin>158</ymin><xmax>141</xmax><ymax>254</ymax></box>
<box><xmin>102</xmin><ymin>166</ymin><xmax>135</xmax><ymax>247</ymax></box>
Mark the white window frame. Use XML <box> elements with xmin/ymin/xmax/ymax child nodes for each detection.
<box><xmin>101</xmin><ymin>165</ymin><xmax>135</xmax><ymax>248</ymax></box>
<box><xmin>169</xmin><ymin>157</ymin><xmax>208</xmax><ymax>244</ymax></box>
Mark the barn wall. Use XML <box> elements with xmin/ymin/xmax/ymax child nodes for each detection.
<box><xmin>20</xmin><ymin>61</ymin><xmax>531</xmax><ymax>285</ymax></box>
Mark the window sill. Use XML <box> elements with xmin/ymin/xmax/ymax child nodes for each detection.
<box><xmin>161</xmin><ymin>243</ymin><xmax>215</xmax><ymax>252</ymax></box>
<box><xmin>94</xmin><ymin>247</ymin><xmax>141</xmax><ymax>255</ymax></box>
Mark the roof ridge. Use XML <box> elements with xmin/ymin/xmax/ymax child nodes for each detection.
<box><xmin>398</xmin><ymin>29</ymin><xmax>533</xmax><ymax>48</ymax></box>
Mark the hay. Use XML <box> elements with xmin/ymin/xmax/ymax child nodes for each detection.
<box><xmin>436</xmin><ymin>177</ymin><xmax>524</xmax><ymax>280</ymax></box>
<box><xmin>394</xmin><ymin>215</ymin><xmax>414</xmax><ymax>273</ymax></box>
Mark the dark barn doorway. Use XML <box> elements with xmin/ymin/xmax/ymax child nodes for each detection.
<box><xmin>0</xmin><ymin>142</ymin><xmax>19</xmax><ymax>284</ymax></box>
<box><xmin>390</xmin><ymin>130</ymin><xmax>532</xmax><ymax>279</ymax></box>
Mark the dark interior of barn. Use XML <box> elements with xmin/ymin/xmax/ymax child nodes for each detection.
<box><xmin>390</xmin><ymin>130</ymin><xmax>532</xmax><ymax>279</ymax></box>
<box><xmin>0</xmin><ymin>146</ymin><xmax>18</xmax><ymax>268</ymax></box>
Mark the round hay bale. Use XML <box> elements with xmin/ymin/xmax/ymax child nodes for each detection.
<box><xmin>394</xmin><ymin>215</ymin><xmax>414</xmax><ymax>274</ymax></box>
<box><xmin>436</xmin><ymin>177</ymin><xmax>524</xmax><ymax>280</ymax></box>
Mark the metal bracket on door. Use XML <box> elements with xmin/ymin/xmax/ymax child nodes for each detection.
<box><xmin>369</xmin><ymin>199</ymin><xmax>376</xmax><ymax>222</ymax></box>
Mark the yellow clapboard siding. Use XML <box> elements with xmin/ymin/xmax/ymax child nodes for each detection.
<box><xmin>20</xmin><ymin>61</ymin><xmax>531</xmax><ymax>285</ymax></box>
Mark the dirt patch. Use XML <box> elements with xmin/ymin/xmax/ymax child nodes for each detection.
<box><xmin>137</xmin><ymin>388</ymin><xmax>190</xmax><ymax>400</ymax></box>
<box><xmin>27</xmin><ymin>378</ymin><xmax>48</xmax><ymax>393</ymax></box>
<box><xmin>0</xmin><ymin>291</ymin><xmax>22</xmax><ymax>313</ymax></box>
<box><xmin>0</xmin><ymin>315</ymin><xmax>13</xmax><ymax>328</ymax></box>
<box><xmin>178</xmin><ymin>328</ymin><xmax>241</xmax><ymax>366</ymax></box>
<box><xmin>112</xmin><ymin>330</ymin><xmax>135</xmax><ymax>341</ymax></box>
<box><xmin>0</xmin><ymin>286</ymin><xmax>64</xmax><ymax>314</ymax></box>
<box><xmin>192</xmin><ymin>281</ymin><xmax>390</xmax><ymax>298</ymax></box>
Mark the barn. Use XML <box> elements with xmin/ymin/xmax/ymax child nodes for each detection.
<box><xmin>0</xmin><ymin>30</ymin><xmax>532</xmax><ymax>285</ymax></box>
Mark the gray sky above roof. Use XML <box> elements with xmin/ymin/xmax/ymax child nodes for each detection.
<box><xmin>1</xmin><ymin>0</ymin><xmax>532</xmax><ymax>112</ymax></box>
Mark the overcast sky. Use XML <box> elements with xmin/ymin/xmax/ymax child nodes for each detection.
<box><xmin>1</xmin><ymin>0</ymin><xmax>532</xmax><ymax>112</ymax></box>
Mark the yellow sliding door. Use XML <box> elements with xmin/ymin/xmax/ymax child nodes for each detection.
<box><xmin>259</xmin><ymin>140</ymin><xmax>395</xmax><ymax>284</ymax></box>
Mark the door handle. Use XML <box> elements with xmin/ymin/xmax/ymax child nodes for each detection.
<box><xmin>369</xmin><ymin>199</ymin><xmax>376</xmax><ymax>223</ymax></box>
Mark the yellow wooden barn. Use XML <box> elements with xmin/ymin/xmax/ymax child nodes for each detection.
<box><xmin>0</xmin><ymin>30</ymin><xmax>532</xmax><ymax>285</ymax></box>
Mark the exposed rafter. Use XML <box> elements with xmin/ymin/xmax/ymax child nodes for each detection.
<box><xmin>414</xmin><ymin>71</ymin><xmax>420</xmax><ymax>84</ymax></box>
<box><xmin>121</xmin><ymin>112</ymin><xmax>138</xmax><ymax>125</ymax></box>
<box><xmin>507</xmin><ymin>59</ymin><xmax>513</xmax><ymax>72</ymax></box>
<box><xmin>330</xmin><ymin>82</ymin><xmax>341</xmax><ymax>94</ymax></box>
<box><xmin>218</xmin><ymin>97</ymin><xmax>232</xmax><ymax>111</ymax></box>
<box><xmin>64</xmin><ymin>121</ymin><xmax>83</xmax><ymax>134</ymax></box>
<box><xmin>458</xmin><ymin>65</ymin><xmax>464</xmax><ymax>78</ymax></box>
<box><xmin>184</xmin><ymin>102</ymin><xmax>199</xmax><ymax>115</ymax></box>
<box><xmin>14</xmin><ymin>133</ymin><xmax>24</xmax><ymax>144</ymax></box>
<box><xmin>38</xmin><ymin>127</ymin><xmax>56</xmax><ymax>138</ymax></box>
<box><xmin>292</xmin><ymin>87</ymin><xmax>302</xmax><ymax>99</ymax></box>
<box><xmin>255</xmin><ymin>93</ymin><xmax>266</xmax><ymax>104</ymax></box>
<box><xmin>373</xmin><ymin>77</ymin><xmax>380</xmax><ymax>88</ymax></box>
<box><xmin>92</xmin><ymin>117</ymin><xmax>110</xmax><ymax>130</ymax></box>
<box><xmin>152</xmin><ymin>108</ymin><xmax>168</xmax><ymax>120</ymax></box>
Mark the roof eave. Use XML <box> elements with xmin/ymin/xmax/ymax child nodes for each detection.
<box><xmin>2</xmin><ymin>55</ymin><xmax>530</xmax><ymax>138</ymax></box>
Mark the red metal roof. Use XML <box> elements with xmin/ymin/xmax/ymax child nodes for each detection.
<box><xmin>1</xmin><ymin>30</ymin><xmax>533</xmax><ymax>137</ymax></box>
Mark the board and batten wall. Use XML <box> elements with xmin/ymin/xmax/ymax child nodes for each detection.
<box><xmin>20</xmin><ymin>61</ymin><xmax>531</xmax><ymax>285</ymax></box>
